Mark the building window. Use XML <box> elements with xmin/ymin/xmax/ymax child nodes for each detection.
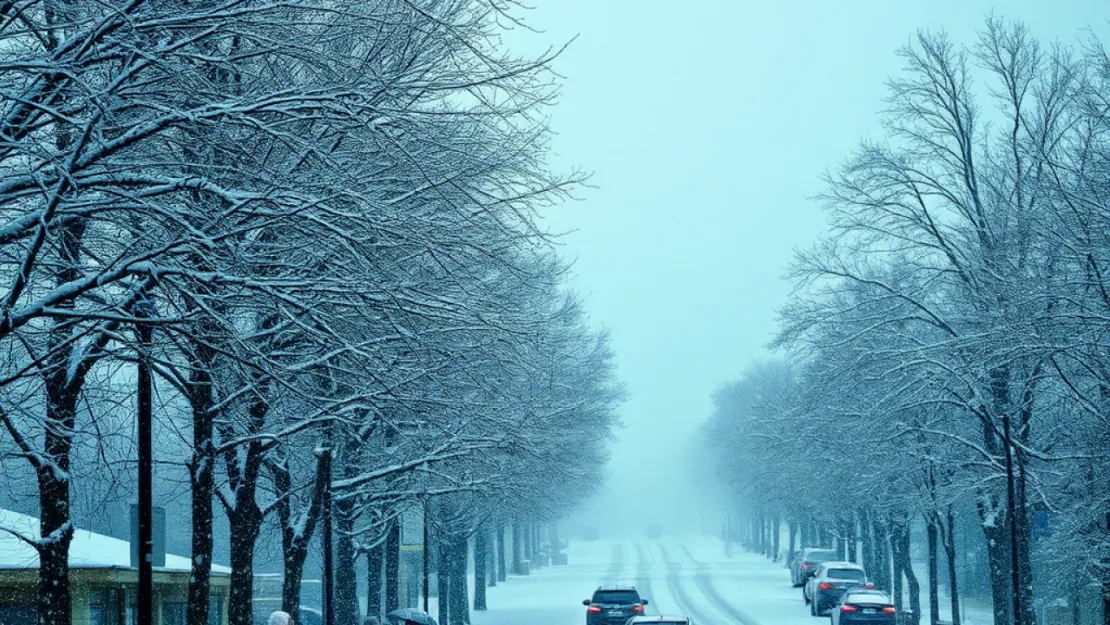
<box><xmin>209</xmin><ymin>596</ymin><xmax>224</xmax><ymax>625</ymax></box>
<box><xmin>124</xmin><ymin>589</ymin><xmax>137</xmax><ymax>625</ymax></box>
<box><xmin>0</xmin><ymin>604</ymin><xmax>36</xmax><ymax>625</ymax></box>
<box><xmin>89</xmin><ymin>589</ymin><xmax>122</xmax><ymax>625</ymax></box>
<box><xmin>162</xmin><ymin>601</ymin><xmax>186</xmax><ymax>625</ymax></box>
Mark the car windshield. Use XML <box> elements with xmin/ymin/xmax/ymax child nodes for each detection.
<box><xmin>827</xmin><ymin>569</ymin><xmax>867</xmax><ymax>582</ymax></box>
<box><xmin>847</xmin><ymin>593</ymin><xmax>889</xmax><ymax>604</ymax></box>
<box><xmin>806</xmin><ymin>550</ymin><xmax>837</xmax><ymax>562</ymax></box>
<box><xmin>593</xmin><ymin>591</ymin><xmax>640</xmax><ymax>605</ymax></box>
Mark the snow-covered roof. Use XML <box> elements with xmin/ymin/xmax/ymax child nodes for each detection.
<box><xmin>0</xmin><ymin>508</ymin><xmax>230</xmax><ymax>574</ymax></box>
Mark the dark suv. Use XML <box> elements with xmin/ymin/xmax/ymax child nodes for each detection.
<box><xmin>583</xmin><ymin>586</ymin><xmax>648</xmax><ymax>625</ymax></box>
<box><xmin>790</xmin><ymin>547</ymin><xmax>838</xmax><ymax>587</ymax></box>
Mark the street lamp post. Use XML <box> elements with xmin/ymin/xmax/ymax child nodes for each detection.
<box><xmin>321</xmin><ymin>446</ymin><xmax>334</xmax><ymax>625</ymax></box>
<box><xmin>423</xmin><ymin>500</ymin><xmax>430</xmax><ymax>613</ymax></box>
<box><xmin>1002</xmin><ymin>413</ymin><xmax>1023</xmax><ymax>625</ymax></box>
<box><xmin>134</xmin><ymin>294</ymin><xmax>157</xmax><ymax>625</ymax></box>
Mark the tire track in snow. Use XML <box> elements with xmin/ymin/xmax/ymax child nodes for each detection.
<box><xmin>655</xmin><ymin>542</ymin><xmax>716</xmax><ymax>625</ymax></box>
<box><xmin>678</xmin><ymin>543</ymin><xmax>761</xmax><ymax>625</ymax></box>
<box><xmin>633</xmin><ymin>542</ymin><xmax>657</xmax><ymax>615</ymax></box>
<box><xmin>600</xmin><ymin>541</ymin><xmax>624</xmax><ymax>585</ymax></box>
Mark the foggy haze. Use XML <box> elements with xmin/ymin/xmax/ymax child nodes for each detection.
<box><xmin>2</xmin><ymin>2</ymin><xmax>1109</xmax><ymax>625</ymax></box>
<box><xmin>527</xmin><ymin>0</ymin><xmax>1110</xmax><ymax>538</ymax></box>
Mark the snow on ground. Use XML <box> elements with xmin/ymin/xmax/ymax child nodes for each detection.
<box><xmin>468</xmin><ymin>535</ymin><xmax>996</xmax><ymax>625</ymax></box>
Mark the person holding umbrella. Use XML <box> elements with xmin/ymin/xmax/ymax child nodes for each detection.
<box><xmin>386</xmin><ymin>608</ymin><xmax>437</xmax><ymax>625</ymax></box>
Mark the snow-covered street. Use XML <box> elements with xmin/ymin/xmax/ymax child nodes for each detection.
<box><xmin>472</xmin><ymin>537</ymin><xmax>818</xmax><ymax>625</ymax></box>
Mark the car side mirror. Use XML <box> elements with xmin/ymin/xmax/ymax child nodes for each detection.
<box><xmin>583</xmin><ymin>600</ymin><xmax>591</xmax><ymax>607</ymax></box>
<box><xmin>642</xmin><ymin>600</ymin><xmax>649</xmax><ymax>606</ymax></box>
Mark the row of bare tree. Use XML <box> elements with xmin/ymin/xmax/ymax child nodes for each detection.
<box><xmin>0</xmin><ymin>2</ymin><xmax>621</xmax><ymax>625</ymax></box>
<box><xmin>703</xmin><ymin>18</ymin><xmax>1110</xmax><ymax>625</ymax></box>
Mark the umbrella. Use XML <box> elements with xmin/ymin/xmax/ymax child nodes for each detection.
<box><xmin>386</xmin><ymin>608</ymin><xmax>437</xmax><ymax>625</ymax></box>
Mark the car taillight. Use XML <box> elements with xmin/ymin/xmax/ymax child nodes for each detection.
<box><xmin>883</xmin><ymin>606</ymin><xmax>896</xmax><ymax>614</ymax></box>
<box><xmin>802</xmin><ymin>563</ymin><xmax>813</xmax><ymax>569</ymax></box>
<box><xmin>819</xmin><ymin>583</ymin><xmax>832</xmax><ymax>590</ymax></box>
<box><xmin>588</xmin><ymin>607</ymin><xmax>601</xmax><ymax>614</ymax></box>
<box><xmin>633</xmin><ymin>605</ymin><xmax>645</xmax><ymax>613</ymax></box>
<box><xmin>841</xmin><ymin>605</ymin><xmax>857</xmax><ymax>613</ymax></box>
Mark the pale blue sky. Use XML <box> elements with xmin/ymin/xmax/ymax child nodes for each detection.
<box><xmin>519</xmin><ymin>1</ymin><xmax>1108</xmax><ymax>533</ymax></box>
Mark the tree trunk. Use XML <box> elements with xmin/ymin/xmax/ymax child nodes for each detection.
<box><xmin>496</xmin><ymin>525</ymin><xmax>507</xmax><ymax>582</ymax></box>
<box><xmin>437</xmin><ymin>538</ymin><xmax>450</xmax><ymax>625</ymax></box>
<box><xmin>335</xmin><ymin>502</ymin><xmax>359</xmax><ymax>625</ymax></box>
<box><xmin>36</xmin><ymin>467</ymin><xmax>74</xmax><ymax>625</ymax></box>
<box><xmin>891</xmin><ymin>523</ymin><xmax>904</xmax><ymax>614</ymax></box>
<box><xmin>860</xmin><ymin>509</ymin><xmax>874</xmax><ymax>573</ymax></box>
<box><xmin>531</xmin><ymin>524</ymin><xmax>542</xmax><ymax>568</ymax></box>
<box><xmin>450</xmin><ymin>538</ymin><xmax>469</xmax><ymax>625</ymax></box>
<box><xmin>1104</xmin><ymin>510</ymin><xmax>1110</xmax><ymax>625</ymax></box>
<box><xmin>222</xmin><ymin>383</ymin><xmax>271</xmax><ymax>625</ymax></box>
<box><xmin>525</xmin><ymin>522</ymin><xmax>535</xmax><ymax>564</ymax></box>
<box><xmin>927</xmin><ymin>514</ymin><xmax>940</xmax><ymax>625</ymax></box>
<box><xmin>893</xmin><ymin>519</ymin><xmax>921</xmax><ymax>625</ymax></box>
<box><xmin>386</xmin><ymin>520</ymin><xmax>401</xmax><ymax>612</ymax></box>
<box><xmin>335</xmin><ymin>438</ymin><xmax>361</xmax><ymax>625</ymax></box>
<box><xmin>367</xmin><ymin>541</ymin><xmax>384</xmax><ymax>621</ymax></box>
<box><xmin>943</xmin><ymin>509</ymin><xmax>961</xmax><ymax>625</ymax></box>
<box><xmin>847</xmin><ymin>515</ymin><xmax>857</xmax><ymax>563</ymax></box>
<box><xmin>186</xmin><ymin>356</ymin><xmax>217</xmax><ymax>625</ymax></box>
<box><xmin>487</xmin><ymin>527</ymin><xmax>497</xmax><ymax>588</ymax></box>
<box><xmin>36</xmin><ymin>378</ymin><xmax>77</xmax><ymax>625</ymax></box>
<box><xmin>273</xmin><ymin>454</ymin><xmax>328</xmax><ymax>625</ymax></box>
<box><xmin>228</xmin><ymin>498</ymin><xmax>263</xmax><ymax>625</ymax></box>
<box><xmin>772</xmin><ymin>513</ymin><xmax>781</xmax><ymax>561</ymax></box>
<box><xmin>787</xmin><ymin>519</ymin><xmax>798</xmax><ymax>565</ymax></box>
<box><xmin>512</xmin><ymin>523</ymin><xmax>523</xmax><ymax>574</ymax></box>
<box><xmin>873</xmin><ymin>516</ymin><xmax>892</xmax><ymax>593</ymax></box>
<box><xmin>984</xmin><ymin>368</ymin><xmax>1015</xmax><ymax>625</ymax></box>
<box><xmin>1015</xmin><ymin>449</ymin><xmax>1037</xmax><ymax>625</ymax></box>
<box><xmin>474</xmin><ymin>530</ymin><xmax>487</xmax><ymax>611</ymax></box>
<box><xmin>981</xmin><ymin>515</ymin><xmax>1013</xmax><ymax>625</ymax></box>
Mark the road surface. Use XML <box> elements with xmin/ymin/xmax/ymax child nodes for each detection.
<box><xmin>468</xmin><ymin>536</ymin><xmax>818</xmax><ymax>625</ymax></box>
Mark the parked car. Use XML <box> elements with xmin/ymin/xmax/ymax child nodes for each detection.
<box><xmin>583</xmin><ymin>585</ymin><xmax>649</xmax><ymax>625</ymax></box>
<box><xmin>804</xmin><ymin>561</ymin><xmax>869</xmax><ymax>616</ymax></box>
<box><xmin>791</xmin><ymin>547</ymin><xmax>838</xmax><ymax>587</ymax></box>
<box><xmin>626</xmin><ymin>617</ymin><xmax>692</xmax><ymax>625</ymax></box>
<box><xmin>830</xmin><ymin>589</ymin><xmax>896</xmax><ymax>624</ymax></box>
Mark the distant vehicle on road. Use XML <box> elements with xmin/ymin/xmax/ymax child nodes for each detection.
<box><xmin>830</xmin><ymin>589</ymin><xmax>896</xmax><ymax>624</ymax></box>
<box><xmin>583</xmin><ymin>526</ymin><xmax>601</xmax><ymax>541</ymax></box>
<box><xmin>627</xmin><ymin>616</ymin><xmax>692</xmax><ymax>625</ymax></box>
<box><xmin>791</xmin><ymin>547</ymin><xmax>838</xmax><ymax>587</ymax></box>
<box><xmin>804</xmin><ymin>561</ymin><xmax>869</xmax><ymax>616</ymax></box>
<box><xmin>646</xmin><ymin>523</ymin><xmax>663</xmax><ymax>539</ymax></box>
<box><xmin>583</xmin><ymin>585</ymin><xmax>649</xmax><ymax>625</ymax></box>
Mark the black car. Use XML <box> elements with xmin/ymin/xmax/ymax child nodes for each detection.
<box><xmin>830</xmin><ymin>589</ymin><xmax>896</xmax><ymax>624</ymax></box>
<box><xmin>583</xmin><ymin>586</ymin><xmax>649</xmax><ymax>625</ymax></box>
<box><xmin>791</xmin><ymin>547</ymin><xmax>838</xmax><ymax>587</ymax></box>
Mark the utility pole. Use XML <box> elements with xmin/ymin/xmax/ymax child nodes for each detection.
<box><xmin>423</xmin><ymin>500</ymin><xmax>430</xmax><ymax>613</ymax></box>
<box><xmin>321</xmin><ymin>447</ymin><xmax>334</xmax><ymax>625</ymax></box>
<box><xmin>134</xmin><ymin>294</ymin><xmax>157</xmax><ymax>625</ymax></box>
<box><xmin>1002</xmin><ymin>412</ymin><xmax>1022</xmax><ymax>625</ymax></box>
